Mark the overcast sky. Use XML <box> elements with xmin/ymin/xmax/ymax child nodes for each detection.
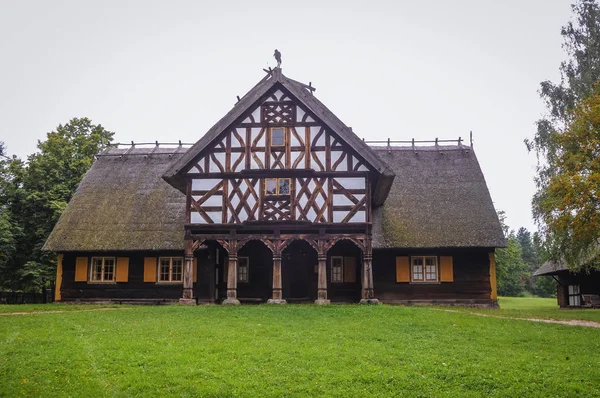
<box><xmin>0</xmin><ymin>0</ymin><xmax>573</xmax><ymax>232</ymax></box>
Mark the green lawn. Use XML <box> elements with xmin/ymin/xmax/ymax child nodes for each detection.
<box><xmin>1</xmin><ymin>302</ymin><xmax>599</xmax><ymax>397</ymax></box>
<box><xmin>467</xmin><ymin>296</ymin><xmax>600</xmax><ymax>323</ymax></box>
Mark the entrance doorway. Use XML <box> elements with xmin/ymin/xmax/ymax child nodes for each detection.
<box><xmin>282</xmin><ymin>240</ymin><xmax>318</xmax><ymax>302</ymax></box>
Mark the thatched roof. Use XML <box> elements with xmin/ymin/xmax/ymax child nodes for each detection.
<box><xmin>44</xmin><ymin>144</ymin><xmax>506</xmax><ymax>252</ymax></box>
<box><xmin>162</xmin><ymin>68</ymin><xmax>395</xmax><ymax>206</ymax></box>
<box><xmin>43</xmin><ymin>147</ymin><xmax>187</xmax><ymax>252</ymax></box>
<box><xmin>533</xmin><ymin>261</ymin><xmax>568</xmax><ymax>276</ymax></box>
<box><xmin>371</xmin><ymin>145</ymin><xmax>506</xmax><ymax>249</ymax></box>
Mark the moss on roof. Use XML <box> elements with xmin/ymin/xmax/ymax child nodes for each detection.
<box><xmin>44</xmin><ymin>145</ymin><xmax>506</xmax><ymax>252</ymax></box>
<box><xmin>43</xmin><ymin>148</ymin><xmax>186</xmax><ymax>252</ymax></box>
<box><xmin>371</xmin><ymin>146</ymin><xmax>506</xmax><ymax>249</ymax></box>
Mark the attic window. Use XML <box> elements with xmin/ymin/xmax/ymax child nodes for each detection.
<box><xmin>265</xmin><ymin>178</ymin><xmax>291</xmax><ymax>195</ymax></box>
<box><xmin>271</xmin><ymin>127</ymin><xmax>285</xmax><ymax>147</ymax></box>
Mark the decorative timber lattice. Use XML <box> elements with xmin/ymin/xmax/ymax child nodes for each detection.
<box><xmin>261</xmin><ymin>103</ymin><xmax>295</xmax><ymax>124</ymax></box>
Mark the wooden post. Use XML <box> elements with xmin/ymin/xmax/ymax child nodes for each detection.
<box><xmin>360</xmin><ymin>239</ymin><xmax>379</xmax><ymax>304</ymax></box>
<box><xmin>267</xmin><ymin>251</ymin><xmax>286</xmax><ymax>304</ymax></box>
<box><xmin>315</xmin><ymin>240</ymin><xmax>330</xmax><ymax>305</ymax></box>
<box><xmin>179</xmin><ymin>240</ymin><xmax>196</xmax><ymax>305</ymax></box>
<box><xmin>223</xmin><ymin>240</ymin><xmax>240</xmax><ymax>305</ymax></box>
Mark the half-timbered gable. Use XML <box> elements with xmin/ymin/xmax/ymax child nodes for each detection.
<box><xmin>165</xmin><ymin>70</ymin><xmax>390</xmax><ymax>229</ymax></box>
<box><xmin>44</xmin><ymin>64</ymin><xmax>506</xmax><ymax>307</ymax></box>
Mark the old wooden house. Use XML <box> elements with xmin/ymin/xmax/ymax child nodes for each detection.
<box><xmin>534</xmin><ymin>262</ymin><xmax>600</xmax><ymax>308</ymax></box>
<box><xmin>43</xmin><ymin>67</ymin><xmax>506</xmax><ymax>306</ymax></box>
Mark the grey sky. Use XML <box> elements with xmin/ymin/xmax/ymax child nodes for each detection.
<box><xmin>0</xmin><ymin>0</ymin><xmax>573</xmax><ymax>232</ymax></box>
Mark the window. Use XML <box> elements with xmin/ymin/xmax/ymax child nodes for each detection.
<box><xmin>90</xmin><ymin>257</ymin><xmax>115</xmax><ymax>282</ymax></box>
<box><xmin>265</xmin><ymin>178</ymin><xmax>291</xmax><ymax>195</ymax></box>
<box><xmin>238</xmin><ymin>257</ymin><xmax>249</xmax><ymax>283</ymax></box>
<box><xmin>411</xmin><ymin>256</ymin><xmax>438</xmax><ymax>282</ymax></box>
<box><xmin>271</xmin><ymin>127</ymin><xmax>285</xmax><ymax>146</ymax></box>
<box><xmin>158</xmin><ymin>257</ymin><xmax>183</xmax><ymax>283</ymax></box>
<box><xmin>568</xmin><ymin>285</ymin><xmax>581</xmax><ymax>307</ymax></box>
<box><xmin>331</xmin><ymin>257</ymin><xmax>343</xmax><ymax>283</ymax></box>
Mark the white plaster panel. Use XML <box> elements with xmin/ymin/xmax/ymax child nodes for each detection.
<box><xmin>290</xmin><ymin>130</ymin><xmax>302</xmax><ymax>147</ymax></box>
<box><xmin>250</xmin><ymin>157</ymin><xmax>261</xmax><ymax>169</ymax></box>
<box><xmin>251</xmin><ymin>107</ymin><xmax>261</xmax><ymax>122</ymax></box>
<box><xmin>214</xmin><ymin>152</ymin><xmax>226</xmax><ymax>167</ymax></box>
<box><xmin>333</xmin><ymin>194</ymin><xmax>354</xmax><ymax>206</ymax></box>
<box><xmin>273</xmin><ymin>90</ymin><xmax>284</xmax><ymax>100</ymax></box>
<box><xmin>206</xmin><ymin>212</ymin><xmax>222</xmax><ymax>223</ymax></box>
<box><xmin>238</xmin><ymin>207</ymin><xmax>248</xmax><ymax>222</ymax></box>
<box><xmin>270</xmin><ymin>153</ymin><xmax>283</xmax><ymax>169</ymax></box>
<box><xmin>310</xmin><ymin>126</ymin><xmax>321</xmax><ymax>142</ymax></box>
<box><xmin>251</xmin><ymin>128</ymin><xmax>265</xmax><ymax>147</ymax></box>
<box><xmin>193</xmin><ymin>195</ymin><xmax>222</xmax><ymax>207</ymax></box>
<box><xmin>333</xmin><ymin>211</ymin><xmax>347</xmax><ymax>223</ymax></box>
<box><xmin>190</xmin><ymin>212</ymin><xmax>206</xmax><ymax>224</ymax></box>
<box><xmin>349</xmin><ymin>211</ymin><xmax>366</xmax><ymax>223</ymax></box>
<box><xmin>289</xmin><ymin>151</ymin><xmax>301</xmax><ymax>168</ymax></box>
<box><xmin>312</xmin><ymin>128</ymin><xmax>325</xmax><ymax>146</ymax></box>
<box><xmin>316</xmin><ymin>152</ymin><xmax>327</xmax><ymax>170</ymax></box>
<box><xmin>192</xmin><ymin>179</ymin><xmax>221</xmax><ymax>191</ymax></box>
<box><xmin>232</xmin><ymin>129</ymin><xmax>245</xmax><ymax>147</ymax></box>
<box><xmin>296</xmin><ymin>107</ymin><xmax>305</xmax><ymax>122</ymax></box>
<box><xmin>356</xmin><ymin>164</ymin><xmax>368</xmax><ymax>171</ymax></box>
<box><xmin>305</xmin><ymin>115</ymin><xmax>315</xmax><ymax>123</ymax></box>
<box><xmin>307</xmin><ymin>207</ymin><xmax>317</xmax><ymax>222</ymax></box>
<box><xmin>230</xmin><ymin>152</ymin><xmax>244</xmax><ymax>171</ymax></box>
<box><xmin>186</xmin><ymin>159</ymin><xmax>204</xmax><ymax>175</ymax></box>
<box><xmin>335</xmin><ymin>177</ymin><xmax>365</xmax><ymax>190</ymax></box>
<box><xmin>330</xmin><ymin>151</ymin><xmax>343</xmax><ymax>170</ymax></box>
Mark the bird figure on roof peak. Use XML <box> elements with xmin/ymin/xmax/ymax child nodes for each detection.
<box><xmin>274</xmin><ymin>49</ymin><xmax>282</xmax><ymax>68</ymax></box>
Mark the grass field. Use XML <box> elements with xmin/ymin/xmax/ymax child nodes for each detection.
<box><xmin>1</xmin><ymin>298</ymin><xmax>599</xmax><ymax>397</ymax></box>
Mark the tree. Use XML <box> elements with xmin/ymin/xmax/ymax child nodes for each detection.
<box><xmin>526</xmin><ymin>0</ymin><xmax>600</xmax><ymax>270</ymax></box>
<box><xmin>496</xmin><ymin>233</ymin><xmax>528</xmax><ymax>297</ymax></box>
<box><xmin>0</xmin><ymin>119</ymin><xmax>114</xmax><ymax>293</ymax></box>
<box><xmin>494</xmin><ymin>212</ymin><xmax>529</xmax><ymax>297</ymax></box>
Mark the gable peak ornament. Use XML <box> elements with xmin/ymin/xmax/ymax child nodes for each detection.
<box><xmin>273</xmin><ymin>49</ymin><xmax>282</xmax><ymax>68</ymax></box>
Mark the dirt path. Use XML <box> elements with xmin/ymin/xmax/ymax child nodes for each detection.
<box><xmin>0</xmin><ymin>307</ymin><xmax>133</xmax><ymax>316</ymax></box>
<box><xmin>436</xmin><ymin>309</ymin><xmax>600</xmax><ymax>328</ymax></box>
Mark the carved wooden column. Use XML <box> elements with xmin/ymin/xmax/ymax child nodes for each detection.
<box><xmin>268</xmin><ymin>246</ymin><xmax>286</xmax><ymax>304</ymax></box>
<box><xmin>360</xmin><ymin>238</ymin><xmax>379</xmax><ymax>304</ymax></box>
<box><xmin>179</xmin><ymin>240</ymin><xmax>196</xmax><ymax>305</ymax></box>
<box><xmin>315</xmin><ymin>239</ymin><xmax>330</xmax><ymax>305</ymax></box>
<box><xmin>222</xmin><ymin>240</ymin><xmax>240</xmax><ymax>305</ymax></box>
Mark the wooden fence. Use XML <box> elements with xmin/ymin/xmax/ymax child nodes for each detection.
<box><xmin>0</xmin><ymin>290</ymin><xmax>53</xmax><ymax>304</ymax></box>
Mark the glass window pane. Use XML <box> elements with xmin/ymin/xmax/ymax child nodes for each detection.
<box><xmin>159</xmin><ymin>259</ymin><xmax>170</xmax><ymax>281</ymax></box>
<box><xmin>279</xmin><ymin>179</ymin><xmax>290</xmax><ymax>195</ymax></box>
<box><xmin>271</xmin><ymin>128</ymin><xmax>285</xmax><ymax>146</ymax></box>
<box><xmin>103</xmin><ymin>259</ymin><xmax>114</xmax><ymax>281</ymax></box>
<box><xmin>266</xmin><ymin>179</ymin><xmax>277</xmax><ymax>195</ymax></box>
<box><xmin>171</xmin><ymin>259</ymin><xmax>182</xmax><ymax>281</ymax></box>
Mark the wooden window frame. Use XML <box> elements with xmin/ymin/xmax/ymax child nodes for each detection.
<box><xmin>568</xmin><ymin>285</ymin><xmax>581</xmax><ymax>307</ymax></box>
<box><xmin>410</xmin><ymin>256</ymin><xmax>439</xmax><ymax>283</ymax></box>
<box><xmin>331</xmin><ymin>256</ymin><xmax>344</xmax><ymax>283</ymax></box>
<box><xmin>238</xmin><ymin>257</ymin><xmax>249</xmax><ymax>283</ymax></box>
<box><xmin>264</xmin><ymin>178</ymin><xmax>291</xmax><ymax>196</ymax></box>
<box><xmin>157</xmin><ymin>257</ymin><xmax>184</xmax><ymax>283</ymax></box>
<box><xmin>89</xmin><ymin>257</ymin><xmax>116</xmax><ymax>283</ymax></box>
<box><xmin>270</xmin><ymin>127</ymin><xmax>286</xmax><ymax>147</ymax></box>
